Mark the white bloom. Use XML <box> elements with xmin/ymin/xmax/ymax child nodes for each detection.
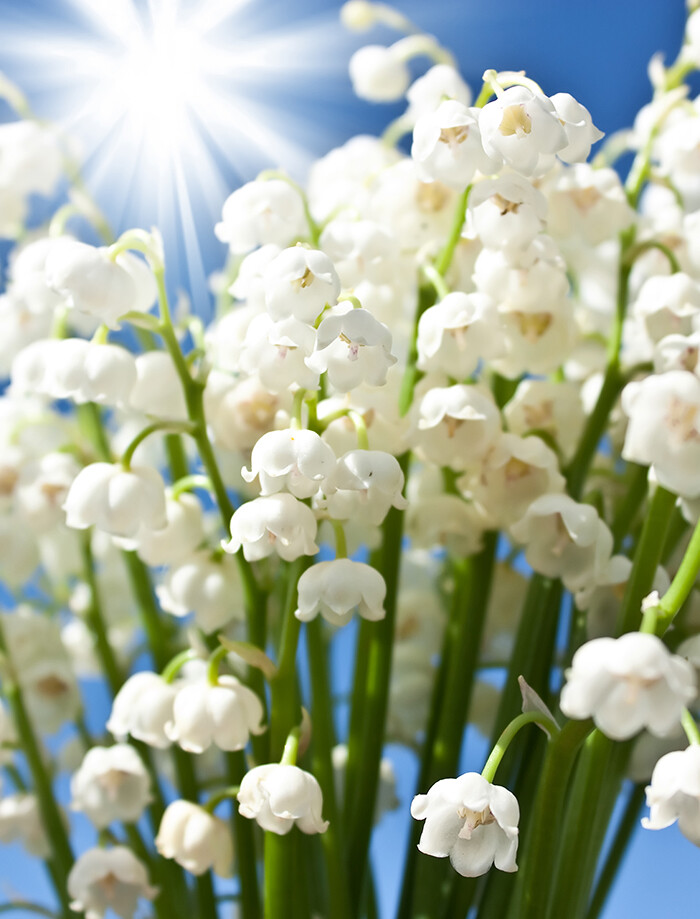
<box><xmin>416</xmin><ymin>292</ymin><xmax>503</xmax><ymax>378</ymax></box>
<box><xmin>165</xmin><ymin>675</ymin><xmax>265</xmax><ymax>753</ymax></box>
<box><xmin>0</xmin><ymin>120</ymin><xmax>63</xmax><ymax>196</ymax></box>
<box><xmin>545</xmin><ymin>164</ymin><xmax>634</xmax><ymax>245</ymax></box>
<box><xmin>223</xmin><ymin>494</ymin><xmax>319</xmax><ymax>562</ymax></box>
<box><xmin>63</xmin><ymin>462</ymin><xmax>167</xmax><ymax>538</ymax></box>
<box><xmin>410</xmin><ymin>773</ymin><xmax>519</xmax><ymax>877</ymax></box>
<box><xmin>106</xmin><ymin>672</ymin><xmax>176</xmax><ymax>749</ymax></box>
<box><xmin>632</xmin><ymin>273</ymin><xmax>700</xmax><ymax>344</ymax></box>
<box><xmin>509</xmin><ymin>493</ymin><xmax>613</xmax><ymax>592</ymax></box>
<box><xmin>621</xmin><ymin>371</ymin><xmax>700</xmax><ymax>498</ymax></box>
<box><xmin>306</xmin><ymin>307</ymin><xmax>397</xmax><ymax>392</ymax></box>
<box><xmin>122</xmin><ymin>493</ymin><xmax>205</xmax><ymax>567</ymax></box>
<box><xmin>319</xmin><ymin>218</ymin><xmax>401</xmax><ymax>288</ymax></box>
<box><xmin>503</xmin><ymin>379</ymin><xmax>585</xmax><ymax>461</ymax></box>
<box><xmin>550</xmin><ymin>92</ymin><xmax>604</xmax><ymax>163</ymax></box>
<box><xmin>67</xmin><ymin>847</ymin><xmax>157</xmax><ymax>919</ymax></box>
<box><xmin>15</xmin><ymin>451</ymin><xmax>80</xmax><ymax>531</ymax></box>
<box><xmin>264</xmin><ymin>246</ymin><xmax>340</xmax><ymax>324</ymax></box>
<box><xmin>203</xmin><ymin>371</ymin><xmax>282</xmax><ymax>452</ymax></box>
<box><xmin>21</xmin><ymin>658</ymin><xmax>81</xmax><ymax>734</ymax></box>
<box><xmin>129</xmin><ymin>351</ymin><xmax>188</xmax><ymax>420</ymax></box>
<box><xmin>349</xmin><ymin>44</ymin><xmax>410</xmax><ymax>102</ymax></box>
<box><xmin>243</xmin><ymin>428</ymin><xmax>336</xmax><ymax>499</ymax></box>
<box><xmin>560</xmin><ymin>633</ymin><xmax>697</xmax><ymax>740</ymax></box>
<box><xmin>215</xmin><ymin>179</ymin><xmax>308</xmax><ymax>254</ymax></box>
<box><xmin>294</xmin><ymin>559</ymin><xmax>386</xmax><ymax>626</ymax></box>
<box><xmin>241</xmin><ymin>314</ymin><xmax>319</xmax><ymax>393</ymax></box>
<box><xmin>466</xmin><ymin>433</ymin><xmax>565</xmax><ymax>528</ymax></box>
<box><xmin>322</xmin><ymin>450</ymin><xmax>407</xmax><ymax>525</ymax></box>
<box><xmin>237</xmin><ymin>763</ymin><xmax>329</xmax><ymax>835</ymax></box>
<box><xmin>71</xmin><ymin>744</ymin><xmax>151</xmax><ymax>828</ymax></box>
<box><xmin>156</xmin><ymin>800</ymin><xmax>233</xmax><ymax>877</ymax></box>
<box><xmin>653</xmin><ymin>332</ymin><xmax>700</xmax><ymax>375</ymax></box>
<box><xmin>156</xmin><ymin>551</ymin><xmax>243</xmax><ymax>633</ymax></box>
<box><xmin>469</xmin><ymin>174</ymin><xmax>547</xmax><ymax>254</ymax></box>
<box><xmin>412</xmin><ymin>100</ymin><xmax>496</xmax><ymax>189</ymax></box>
<box><xmin>406</xmin><ymin>494</ymin><xmax>485</xmax><ymax>557</ymax></box>
<box><xmin>0</xmin><ymin>701</ymin><xmax>16</xmax><ymax>764</ymax></box>
<box><xmin>388</xmin><ymin>644</ymin><xmax>435</xmax><ymax>742</ymax></box>
<box><xmin>45</xmin><ymin>240</ymin><xmax>156</xmax><ymax>329</ymax></box>
<box><xmin>0</xmin><ymin>294</ymin><xmax>52</xmax><ymax>377</ymax></box>
<box><xmin>643</xmin><ymin>745</ymin><xmax>700</xmax><ymax>845</ymax></box>
<box><xmin>414</xmin><ymin>385</ymin><xmax>501</xmax><ymax>470</ymax></box>
<box><xmin>229</xmin><ymin>244</ymin><xmax>282</xmax><ymax>306</ymax></box>
<box><xmin>406</xmin><ymin>64</ymin><xmax>472</xmax><ymax>119</ymax></box>
<box><xmin>0</xmin><ymin>794</ymin><xmax>49</xmax><ymax>857</ymax></box>
<box><xmin>479</xmin><ymin>86</ymin><xmax>567</xmax><ymax>176</ymax></box>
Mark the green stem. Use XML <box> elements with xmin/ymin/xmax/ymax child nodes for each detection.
<box><xmin>481</xmin><ymin>712</ymin><xmax>559</xmax><ymax>783</ymax></box>
<box><xmin>610</xmin><ymin>463</ymin><xmax>648</xmax><ymax>551</ymax></box>
<box><xmin>654</xmin><ymin>514</ymin><xmax>700</xmax><ymax>634</ymax></box>
<box><xmin>122</xmin><ymin>551</ymin><xmax>174</xmax><ymax>671</ymax></box>
<box><xmin>517</xmin><ymin>719</ymin><xmax>594</xmax><ymax>919</ymax></box>
<box><xmin>0</xmin><ymin>905</ymin><xmax>57</xmax><ymax>918</ymax></box>
<box><xmin>616</xmin><ymin>485</ymin><xmax>677</xmax><ymax>635</ymax></box>
<box><xmin>268</xmin><ymin>559</ymin><xmax>306</xmax><ymax>758</ymax></box>
<box><xmin>306</xmin><ymin>620</ymin><xmax>351</xmax><ymax>919</ymax></box>
<box><xmin>585</xmin><ymin>785</ymin><xmax>646</xmax><ymax>919</ymax></box>
<box><xmin>0</xmin><ymin>620</ymin><xmax>74</xmax><ymax>915</ymax></box>
<box><xmin>399</xmin><ymin>285</ymin><xmax>438</xmax><ymax>416</ymax></box>
<box><xmin>345</xmin><ymin>454</ymin><xmax>409</xmax><ymax>917</ymax></box>
<box><xmin>161</xmin><ymin>649</ymin><xmax>199</xmax><ymax>684</ymax></box>
<box><xmin>121</xmin><ymin>421</ymin><xmax>194</xmax><ymax>469</ymax></box>
<box><xmin>682</xmin><ymin>708</ymin><xmax>700</xmax><ymax>745</ymax></box>
<box><xmin>226</xmin><ymin>752</ymin><xmax>262</xmax><ymax>919</ymax></box>
<box><xmin>435</xmin><ymin>186</ymin><xmax>470</xmax><ymax>277</ymax></box>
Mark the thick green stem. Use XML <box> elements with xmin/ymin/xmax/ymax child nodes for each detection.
<box><xmin>306</xmin><ymin>620</ymin><xmax>351</xmax><ymax>919</ymax></box>
<box><xmin>0</xmin><ymin>620</ymin><xmax>74</xmax><ymax>915</ymax></box>
<box><xmin>345</xmin><ymin>454</ymin><xmax>408</xmax><ymax>917</ymax></box>
<box><xmin>226</xmin><ymin>753</ymin><xmax>262</xmax><ymax>919</ymax></box>
<box><xmin>653</xmin><ymin>514</ymin><xmax>700</xmax><ymax>634</ymax></box>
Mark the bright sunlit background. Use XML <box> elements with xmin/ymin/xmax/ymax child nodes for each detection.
<box><xmin>0</xmin><ymin>1</ymin><xmax>698</xmax><ymax>916</ymax></box>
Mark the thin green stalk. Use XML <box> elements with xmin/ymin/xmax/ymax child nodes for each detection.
<box><xmin>345</xmin><ymin>455</ymin><xmax>409</xmax><ymax>917</ymax></box>
<box><xmin>516</xmin><ymin>719</ymin><xmax>593</xmax><ymax>919</ymax></box>
<box><xmin>122</xmin><ymin>551</ymin><xmax>174</xmax><ymax>671</ymax></box>
<box><xmin>616</xmin><ymin>485</ymin><xmax>677</xmax><ymax>635</ymax></box>
<box><xmin>79</xmin><ymin>534</ymin><xmax>123</xmax><ymax>694</ymax></box>
<box><xmin>306</xmin><ymin>620</ymin><xmax>351</xmax><ymax>919</ymax></box>
<box><xmin>402</xmin><ymin>537</ymin><xmax>497</xmax><ymax>919</ymax></box>
<box><xmin>0</xmin><ymin>905</ymin><xmax>57</xmax><ymax>918</ymax></box>
<box><xmin>585</xmin><ymin>784</ymin><xmax>646</xmax><ymax>919</ymax></box>
<box><xmin>398</xmin><ymin>285</ymin><xmax>438</xmax><ymax>416</ymax></box>
<box><xmin>653</xmin><ymin>514</ymin><xmax>700</xmax><ymax>634</ymax></box>
<box><xmin>610</xmin><ymin>463</ymin><xmax>648</xmax><ymax>551</ymax></box>
<box><xmin>435</xmin><ymin>186</ymin><xmax>470</xmax><ymax>277</ymax></box>
<box><xmin>481</xmin><ymin>711</ymin><xmax>559</xmax><ymax>783</ymax></box>
<box><xmin>268</xmin><ymin>559</ymin><xmax>306</xmax><ymax>758</ymax></box>
<box><xmin>0</xmin><ymin>620</ymin><xmax>74</xmax><ymax>915</ymax></box>
<box><xmin>226</xmin><ymin>753</ymin><xmax>262</xmax><ymax>919</ymax></box>
<box><xmin>341</xmin><ymin>620</ymin><xmax>371</xmax><ymax>829</ymax></box>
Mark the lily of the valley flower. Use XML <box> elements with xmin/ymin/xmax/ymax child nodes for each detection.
<box><xmin>67</xmin><ymin>847</ymin><xmax>157</xmax><ymax>919</ymax></box>
<box><xmin>156</xmin><ymin>800</ymin><xmax>233</xmax><ymax>877</ymax></box>
<box><xmin>294</xmin><ymin>558</ymin><xmax>386</xmax><ymax>626</ymax></box>
<box><xmin>237</xmin><ymin>763</ymin><xmax>329</xmax><ymax>835</ymax></box>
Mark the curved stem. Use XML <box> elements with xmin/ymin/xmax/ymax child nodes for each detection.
<box><xmin>682</xmin><ymin>708</ymin><xmax>700</xmax><ymax>745</ymax></box>
<box><xmin>653</xmin><ymin>514</ymin><xmax>700</xmax><ymax>634</ymax></box>
<box><xmin>481</xmin><ymin>711</ymin><xmax>559</xmax><ymax>783</ymax></box>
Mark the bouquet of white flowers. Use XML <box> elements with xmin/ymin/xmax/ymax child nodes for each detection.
<box><xmin>1</xmin><ymin>2</ymin><xmax>700</xmax><ymax>918</ymax></box>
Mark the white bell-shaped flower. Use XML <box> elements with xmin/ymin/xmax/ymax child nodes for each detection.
<box><xmin>156</xmin><ymin>550</ymin><xmax>243</xmax><ymax>633</ymax></box>
<box><xmin>156</xmin><ymin>800</ymin><xmax>233</xmax><ymax>877</ymax></box>
<box><xmin>550</xmin><ymin>92</ymin><xmax>604</xmax><ymax>163</ymax></box>
<box><xmin>15</xmin><ymin>451</ymin><xmax>80</xmax><ymax>532</ymax></box>
<box><xmin>21</xmin><ymin>657</ymin><xmax>81</xmax><ymax>734</ymax></box>
<box><xmin>237</xmin><ymin>763</ymin><xmax>329</xmax><ymax>835</ymax></box>
<box><xmin>504</xmin><ymin>379</ymin><xmax>585</xmax><ymax>461</ymax></box>
<box><xmin>410</xmin><ymin>773</ymin><xmax>519</xmax><ymax>877</ymax></box>
<box><xmin>203</xmin><ymin>371</ymin><xmax>282</xmax><ymax>452</ymax></box>
<box><xmin>622</xmin><ymin>371</ymin><xmax>700</xmax><ymax>498</ymax></box>
<box><xmin>243</xmin><ymin>428</ymin><xmax>336</xmax><ymax>499</ymax></box>
<box><xmin>322</xmin><ymin>450</ymin><xmax>408</xmax><ymax>525</ymax></box>
<box><xmin>0</xmin><ymin>292</ymin><xmax>53</xmax><ymax>377</ymax></box>
<box><xmin>416</xmin><ymin>292</ymin><xmax>503</xmax><ymax>378</ymax></box>
<box><xmin>509</xmin><ymin>493</ymin><xmax>613</xmax><ymax>592</ymax></box>
<box><xmin>129</xmin><ymin>351</ymin><xmax>188</xmax><ymax>420</ymax></box>
<box><xmin>415</xmin><ymin>384</ymin><xmax>501</xmax><ymax>470</ymax></box>
<box><xmin>412</xmin><ymin>100</ymin><xmax>496</xmax><ymax>189</ymax></box>
<box><xmin>0</xmin><ymin>121</ymin><xmax>63</xmax><ymax>196</ymax></box>
<box><xmin>67</xmin><ymin>847</ymin><xmax>157</xmax><ymax>919</ymax></box>
<box><xmin>560</xmin><ymin>632</ymin><xmax>697</xmax><ymax>740</ymax></box>
<box><xmin>229</xmin><ymin>244</ymin><xmax>282</xmax><ymax>306</ymax></box>
<box><xmin>349</xmin><ymin>44</ymin><xmax>410</xmax><ymax>102</ymax></box>
<box><xmin>479</xmin><ymin>85</ymin><xmax>567</xmax><ymax>176</ymax></box>
<box><xmin>223</xmin><ymin>494</ymin><xmax>319</xmax><ymax>562</ymax></box>
<box><xmin>240</xmin><ymin>314</ymin><xmax>320</xmax><ymax>394</ymax></box>
<box><xmin>264</xmin><ymin>246</ymin><xmax>340</xmax><ymax>324</ymax></box>
<box><xmin>0</xmin><ymin>793</ymin><xmax>49</xmax><ymax>857</ymax></box>
<box><xmin>632</xmin><ymin>273</ymin><xmax>700</xmax><ymax>344</ymax></box>
<box><xmin>469</xmin><ymin>174</ymin><xmax>547</xmax><ymax>254</ymax></box>
<box><xmin>122</xmin><ymin>493</ymin><xmax>205</xmax><ymax>568</ymax></box>
<box><xmin>106</xmin><ymin>672</ymin><xmax>176</xmax><ymax>749</ymax></box>
<box><xmin>45</xmin><ymin>240</ymin><xmax>156</xmax><ymax>329</ymax></box>
<box><xmin>406</xmin><ymin>493</ymin><xmax>486</xmax><ymax>558</ymax></box>
<box><xmin>63</xmin><ymin>462</ymin><xmax>167</xmax><ymax>538</ymax></box>
<box><xmin>653</xmin><ymin>332</ymin><xmax>700</xmax><ymax>375</ymax></box>
<box><xmin>643</xmin><ymin>745</ymin><xmax>700</xmax><ymax>846</ymax></box>
<box><xmin>70</xmin><ymin>744</ymin><xmax>152</xmax><ymax>828</ymax></box>
<box><xmin>307</xmin><ymin>307</ymin><xmax>397</xmax><ymax>392</ymax></box>
<box><xmin>319</xmin><ymin>218</ymin><xmax>401</xmax><ymax>288</ymax></box>
<box><xmin>545</xmin><ymin>164</ymin><xmax>634</xmax><ymax>245</ymax></box>
<box><xmin>215</xmin><ymin>179</ymin><xmax>308</xmax><ymax>254</ymax></box>
<box><xmin>294</xmin><ymin>559</ymin><xmax>386</xmax><ymax>626</ymax></box>
<box><xmin>406</xmin><ymin>64</ymin><xmax>472</xmax><ymax>119</ymax></box>
<box><xmin>388</xmin><ymin>643</ymin><xmax>435</xmax><ymax>742</ymax></box>
<box><xmin>466</xmin><ymin>433</ymin><xmax>565</xmax><ymax>528</ymax></box>
<box><xmin>165</xmin><ymin>674</ymin><xmax>265</xmax><ymax>753</ymax></box>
